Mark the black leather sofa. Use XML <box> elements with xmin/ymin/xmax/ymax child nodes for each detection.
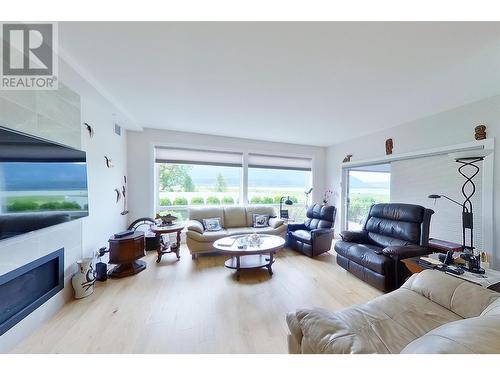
<box><xmin>287</xmin><ymin>204</ymin><xmax>336</xmax><ymax>257</ymax></box>
<box><xmin>334</xmin><ymin>203</ymin><xmax>434</xmax><ymax>292</ymax></box>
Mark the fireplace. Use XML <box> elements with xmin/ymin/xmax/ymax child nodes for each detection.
<box><xmin>0</xmin><ymin>248</ymin><xmax>64</xmax><ymax>336</ymax></box>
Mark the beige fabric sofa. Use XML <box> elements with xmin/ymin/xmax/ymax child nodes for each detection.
<box><xmin>287</xmin><ymin>270</ymin><xmax>500</xmax><ymax>354</ymax></box>
<box><xmin>186</xmin><ymin>205</ymin><xmax>287</xmax><ymax>258</ymax></box>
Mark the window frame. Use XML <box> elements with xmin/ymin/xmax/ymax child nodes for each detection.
<box><xmin>152</xmin><ymin>144</ymin><xmax>315</xmax><ymax>217</ymax></box>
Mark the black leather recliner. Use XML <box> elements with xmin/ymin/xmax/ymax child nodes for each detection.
<box><xmin>335</xmin><ymin>203</ymin><xmax>434</xmax><ymax>292</ymax></box>
<box><xmin>287</xmin><ymin>204</ymin><xmax>336</xmax><ymax>257</ymax></box>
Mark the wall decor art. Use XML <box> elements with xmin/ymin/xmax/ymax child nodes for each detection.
<box><xmin>475</xmin><ymin>125</ymin><xmax>487</xmax><ymax>140</ymax></box>
<box><xmin>385</xmin><ymin>138</ymin><xmax>393</xmax><ymax>155</ymax></box>
<box><xmin>114</xmin><ymin>188</ymin><xmax>121</xmax><ymax>203</ymax></box>
<box><xmin>121</xmin><ymin>176</ymin><xmax>129</xmax><ymax>215</ymax></box>
<box><xmin>342</xmin><ymin>154</ymin><xmax>352</xmax><ymax>163</ymax></box>
<box><xmin>84</xmin><ymin>122</ymin><xmax>94</xmax><ymax>138</ymax></box>
<box><xmin>104</xmin><ymin>156</ymin><xmax>113</xmax><ymax>168</ymax></box>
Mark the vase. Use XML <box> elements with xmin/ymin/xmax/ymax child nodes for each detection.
<box><xmin>71</xmin><ymin>258</ymin><xmax>96</xmax><ymax>299</ymax></box>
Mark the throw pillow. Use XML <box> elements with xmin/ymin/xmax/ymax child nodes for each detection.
<box><xmin>253</xmin><ymin>214</ymin><xmax>270</xmax><ymax>228</ymax></box>
<box><xmin>202</xmin><ymin>217</ymin><xmax>223</xmax><ymax>232</ymax></box>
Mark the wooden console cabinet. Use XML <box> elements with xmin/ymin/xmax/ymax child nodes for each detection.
<box><xmin>108</xmin><ymin>231</ymin><xmax>146</xmax><ymax>278</ymax></box>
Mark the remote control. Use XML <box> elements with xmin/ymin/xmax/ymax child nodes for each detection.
<box><xmin>114</xmin><ymin>229</ymin><xmax>135</xmax><ymax>238</ymax></box>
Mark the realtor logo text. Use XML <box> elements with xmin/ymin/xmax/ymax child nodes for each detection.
<box><xmin>1</xmin><ymin>22</ymin><xmax>58</xmax><ymax>90</ymax></box>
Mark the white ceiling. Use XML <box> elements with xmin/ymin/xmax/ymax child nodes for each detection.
<box><xmin>59</xmin><ymin>22</ymin><xmax>500</xmax><ymax>147</ymax></box>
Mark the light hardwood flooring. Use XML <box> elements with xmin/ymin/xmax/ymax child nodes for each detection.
<box><xmin>12</xmin><ymin>246</ymin><xmax>381</xmax><ymax>354</ymax></box>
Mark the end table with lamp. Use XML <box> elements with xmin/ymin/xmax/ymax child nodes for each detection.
<box><xmin>428</xmin><ymin>148</ymin><xmax>493</xmax><ymax>275</ymax></box>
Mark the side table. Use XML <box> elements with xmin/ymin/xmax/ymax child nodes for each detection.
<box><xmin>108</xmin><ymin>231</ymin><xmax>146</xmax><ymax>278</ymax></box>
<box><xmin>401</xmin><ymin>256</ymin><xmax>500</xmax><ymax>293</ymax></box>
<box><xmin>151</xmin><ymin>223</ymin><xmax>184</xmax><ymax>263</ymax></box>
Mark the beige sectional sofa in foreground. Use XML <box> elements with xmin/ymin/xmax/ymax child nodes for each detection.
<box><xmin>186</xmin><ymin>205</ymin><xmax>287</xmax><ymax>258</ymax></box>
<box><xmin>287</xmin><ymin>270</ymin><xmax>500</xmax><ymax>354</ymax></box>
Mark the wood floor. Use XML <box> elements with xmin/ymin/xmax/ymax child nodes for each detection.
<box><xmin>12</xmin><ymin>246</ymin><xmax>381</xmax><ymax>354</ymax></box>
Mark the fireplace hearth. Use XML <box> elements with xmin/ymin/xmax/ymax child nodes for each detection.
<box><xmin>0</xmin><ymin>248</ymin><xmax>64</xmax><ymax>336</ymax></box>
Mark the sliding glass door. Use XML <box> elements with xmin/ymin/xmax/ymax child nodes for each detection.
<box><xmin>346</xmin><ymin>164</ymin><xmax>391</xmax><ymax>230</ymax></box>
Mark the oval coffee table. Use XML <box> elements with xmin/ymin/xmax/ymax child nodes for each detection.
<box><xmin>213</xmin><ymin>234</ymin><xmax>285</xmax><ymax>280</ymax></box>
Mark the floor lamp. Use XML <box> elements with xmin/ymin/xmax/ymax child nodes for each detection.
<box><xmin>428</xmin><ymin>149</ymin><xmax>492</xmax><ymax>274</ymax></box>
<box><xmin>304</xmin><ymin>188</ymin><xmax>313</xmax><ymax>209</ymax></box>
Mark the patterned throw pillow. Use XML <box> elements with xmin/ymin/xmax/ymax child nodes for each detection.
<box><xmin>202</xmin><ymin>217</ymin><xmax>223</xmax><ymax>232</ymax></box>
<box><xmin>252</xmin><ymin>214</ymin><xmax>269</xmax><ymax>228</ymax></box>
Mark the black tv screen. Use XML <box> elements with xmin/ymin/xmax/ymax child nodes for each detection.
<box><xmin>0</xmin><ymin>126</ymin><xmax>89</xmax><ymax>240</ymax></box>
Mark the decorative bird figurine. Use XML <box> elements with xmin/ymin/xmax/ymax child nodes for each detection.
<box><xmin>342</xmin><ymin>154</ymin><xmax>353</xmax><ymax>163</ymax></box>
<box><xmin>114</xmin><ymin>188</ymin><xmax>121</xmax><ymax>203</ymax></box>
<box><xmin>84</xmin><ymin>122</ymin><xmax>94</xmax><ymax>138</ymax></box>
<box><xmin>120</xmin><ymin>176</ymin><xmax>129</xmax><ymax>215</ymax></box>
<box><xmin>104</xmin><ymin>156</ymin><xmax>113</xmax><ymax>168</ymax></box>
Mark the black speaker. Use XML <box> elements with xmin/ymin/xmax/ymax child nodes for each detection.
<box><xmin>96</xmin><ymin>262</ymin><xmax>108</xmax><ymax>281</ymax></box>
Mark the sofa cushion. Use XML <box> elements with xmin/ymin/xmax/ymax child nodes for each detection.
<box><xmin>401</xmin><ymin>314</ymin><xmax>500</xmax><ymax>354</ymax></box>
<box><xmin>189</xmin><ymin>207</ymin><xmax>225</xmax><ymax>227</ymax></box>
<box><xmin>252</xmin><ymin>214</ymin><xmax>270</xmax><ymax>228</ymax></box>
<box><xmin>252</xmin><ymin>225</ymin><xmax>286</xmax><ymax>235</ymax></box>
<box><xmin>245</xmin><ymin>205</ymin><xmax>275</xmax><ymax>227</ymax></box>
<box><xmin>370</xmin><ymin>203</ymin><xmax>425</xmax><ymax>223</ymax></box>
<box><xmin>186</xmin><ymin>220</ymin><xmax>204</xmax><ymax>234</ymax></box>
<box><xmin>202</xmin><ymin>217</ymin><xmax>223</xmax><ymax>231</ymax></box>
<box><xmin>364</xmin><ymin>203</ymin><xmax>427</xmax><ymax>246</ymax></box>
<box><xmin>224</xmin><ymin>206</ymin><xmax>247</xmax><ymax>228</ymax></box>
<box><xmin>304</xmin><ymin>204</ymin><xmax>336</xmax><ymax>230</ymax></box>
<box><xmin>269</xmin><ymin>217</ymin><xmax>284</xmax><ymax>228</ymax></box>
<box><xmin>186</xmin><ymin>229</ymin><xmax>228</xmax><ymax>243</ymax></box>
<box><xmin>334</xmin><ymin>241</ymin><xmax>390</xmax><ymax>275</ymax></box>
<box><xmin>365</xmin><ymin>218</ymin><xmax>418</xmax><ymax>246</ymax></box>
<box><xmin>402</xmin><ymin>270</ymin><xmax>500</xmax><ymax>318</ymax></box>
<box><xmin>481</xmin><ymin>297</ymin><xmax>500</xmax><ymax>317</ymax></box>
<box><xmin>226</xmin><ymin>227</ymin><xmax>253</xmax><ymax>236</ymax></box>
<box><xmin>289</xmin><ymin>230</ymin><xmax>312</xmax><ymax>245</ymax></box>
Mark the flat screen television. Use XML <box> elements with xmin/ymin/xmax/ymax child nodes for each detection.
<box><xmin>0</xmin><ymin>126</ymin><xmax>89</xmax><ymax>240</ymax></box>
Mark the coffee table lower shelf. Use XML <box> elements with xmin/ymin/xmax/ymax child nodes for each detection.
<box><xmin>224</xmin><ymin>254</ymin><xmax>275</xmax><ymax>280</ymax></box>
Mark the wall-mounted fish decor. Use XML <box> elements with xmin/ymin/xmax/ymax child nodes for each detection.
<box><xmin>104</xmin><ymin>156</ymin><xmax>113</xmax><ymax>168</ymax></box>
<box><xmin>121</xmin><ymin>176</ymin><xmax>129</xmax><ymax>215</ymax></box>
<box><xmin>114</xmin><ymin>188</ymin><xmax>121</xmax><ymax>203</ymax></box>
<box><xmin>84</xmin><ymin>122</ymin><xmax>94</xmax><ymax>138</ymax></box>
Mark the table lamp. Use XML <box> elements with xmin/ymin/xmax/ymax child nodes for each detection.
<box><xmin>279</xmin><ymin>196</ymin><xmax>293</xmax><ymax>219</ymax></box>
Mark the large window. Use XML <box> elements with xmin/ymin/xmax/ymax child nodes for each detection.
<box><xmin>155</xmin><ymin>147</ymin><xmax>243</xmax><ymax>220</ymax></box>
<box><xmin>155</xmin><ymin>148</ymin><xmax>313</xmax><ymax>221</ymax></box>
<box><xmin>247</xmin><ymin>153</ymin><xmax>313</xmax><ymax>221</ymax></box>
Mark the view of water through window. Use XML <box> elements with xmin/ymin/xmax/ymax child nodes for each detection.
<box><xmin>157</xmin><ymin>162</ymin><xmax>312</xmax><ymax>221</ymax></box>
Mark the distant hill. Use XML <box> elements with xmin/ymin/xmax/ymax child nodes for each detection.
<box><xmin>190</xmin><ymin>165</ymin><xmax>310</xmax><ymax>188</ymax></box>
<box><xmin>1</xmin><ymin>163</ymin><xmax>88</xmax><ymax>191</ymax></box>
<box><xmin>348</xmin><ymin>175</ymin><xmax>389</xmax><ymax>189</ymax></box>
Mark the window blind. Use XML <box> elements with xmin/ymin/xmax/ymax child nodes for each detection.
<box><xmin>390</xmin><ymin>154</ymin><xmax>483</xmax><ymax>252</ymax></box>
<box><xmin>155</xmin><ymin>147</ymin><xmax>243</xmax><ymax>167</ymax></box>
<box><xmin>247</xmin><ymin>153</ymin><xmax>312</xmax><ymax>171</ymax></box>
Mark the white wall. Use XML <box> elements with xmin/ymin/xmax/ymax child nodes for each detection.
<box><xmin>0</xmin><ymin>58</ymin><xmax>128</xmax><ymax>352</ymax></box>
<box><xmin>326</xmin><ymin>95</ymin><xmax>500</xmax><ymax>268</ymax></box>
<box><xmin>127</xmin><ymin>128</ymin><xmax>327</xmax><ymax>221</ymax></box>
